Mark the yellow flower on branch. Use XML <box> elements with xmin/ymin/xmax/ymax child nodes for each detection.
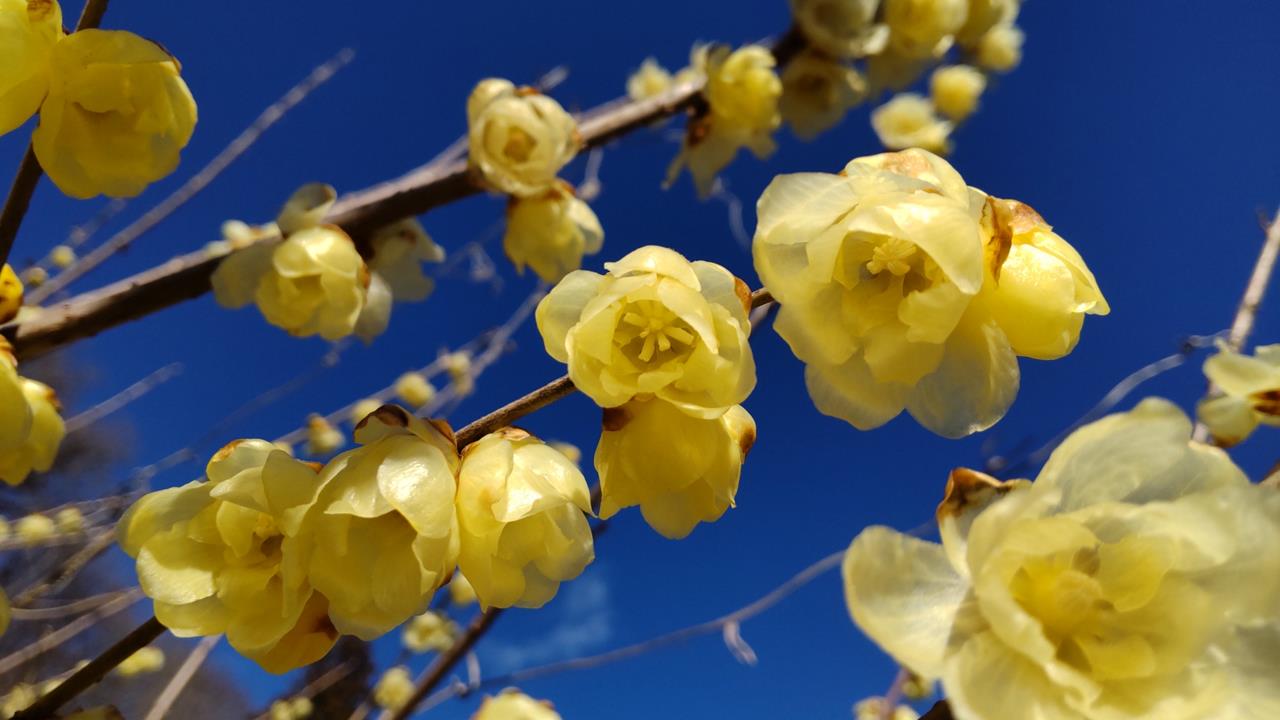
<box><xmin>626</xmin><ymin>58</ymin><xmax>673</xmax><ymax>101</ymax></box>
<box><xmin>298</xmin><ymin>406</ymin><xmax>460</xmax><ymax>639</ymax></box>
<box><xmin>536</xmin><ymin>245</ymin><xmax>755</xmax><ymax>416</ymax></box>
<box><xmin>368</xmin><ymin>219</ymin><xmax>445</xmax><ymax>303</ymax></box>
<box><xmin>779</xmin><ymin>51</ymin><xmax>867</xmax><ymax>141</ymax></box>
<box><xmin>0</xmin><ymin>264</ymin><xmax>22</xmax><ymax>324</ymax></box>
<box><xmin>667</xmin><ymin>45</ymin><xmax>781</xmax><ymax>198</ymax></box>
<box><xmin>504</xmin><ymin>181</ymin><xmax>604</xmax><ymax>283</ymax></box>
<box><xmin>468</xmin><ymin>78</ymin><xmax>579</xmax><ymax>197</ymax></box>
<box><xmin>115</xmin><ymin>647</ymin><xmax>164</xmax><ymax>677</ymax></box>
<box><xmin>15</xmin><ymin>513</ymin><xmax>55</xmax><ymax>542</ymax></box>
<box><xmin>930</xmin><ymin>65</ymin><xmax>987</xmax><ymax>121</ymax></box>
<box><xmin>0</xmin><ymin>0</ymin><xmax>63</xmax><ymax>136</ymax></box>
<box><xmin>456</xmin><ymin>428</ymin><xmax>594</xmax><ymax>609</ymax></box>
<box><xmin>1197</xmin><ymin>343</ymin><xmax>1280</xmax><ymax>446</ymax></box>
<box><xmin>33</xmin><ymin>28</ymin><xmax>197</xmax><ymax>199</ymax></box>
<box><xmin>883</xmin><ymin>0</ymin><xmax>970</xmax><ymax>58</ymax></box>
<box><xmin>975</xmin><ymin>23</ymin><xmax>1024</xmax><ymax>72</ymax></box>
<box><xmin>789</xmin><ymin>0</ymin><xmax>888</xmax><ymax>59</ymax></box>
<box><xmin>0</xmin><ymin>377</ymin><xmax>64</xmax><ymax>486</ymax></box>
<box><xmin>401</xmin><ymin>610</ymin><xmax>458</xmax><ymax>654</ymax></box>
<box><xmin>956</xmin><ymin>0</ymin><xmax>1020</xmax><ymax>46</ymax></box>
<box><xmin>596</xmin><ymin>399</ymin><xmax>754</xmax><ymax>539</ymax></box>
<box><xmin>373</xmin><ymin>666</ymin><xmax>414</xmax><ymax>711</ymax></box>
<box><xmin>843</xmin><ymin>399</ymin><xmax>1280</xmax><ymax>720</ymax></box>
<box><xmin>394</xmin><ymin>372</ymin><xmax>436</xmax><ymax>408</ymax></box>
<box><xmin>473</xmin><ymin>690</ymin><xmax>562</xmax><ymax>720</ymax></box>
<box><xmin>118</xmin><ymin>439</ymin><xmax>336</xmax><ymax>673</ymax></box>
<box><xmin>871</xmin><ymin>94</ymin><xmax>953</xmax><ymax>154</ymax></box>
<box><xmin>448</xmin><ymin>572</ymin><xmax>478</xmax><ymax>607</ymax></box>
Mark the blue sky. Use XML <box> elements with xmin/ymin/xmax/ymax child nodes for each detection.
<box><xmin>5</xmin><ymin>1</ymin><xmax>1280</xmax><ymax>717</ymax></box>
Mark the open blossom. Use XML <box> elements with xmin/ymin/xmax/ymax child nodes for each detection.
<box><xmin>883</xmin><ymin>0</ymin><xmax>970</xmax><ymax>58</ymax></box>
<box><xmin>369</xmin><ymin>219</ymin><xmax>445</xmax><ymax>303</ymax></box>
<box><xmin>843</xmin><ymin>399</ymin><xmax>1280</xmax><ymax>720</ymax></box>
<box><xmin>0</xmin><ymin>264</ymin><xmax>22</xmax><ymax>324</ymax></box>
<box><xmin>974</xmin><ymin>23</ymin><xmax>1024</xmax><ymax>72</ymax></box>
<box><xmin>668</xmin><ymin>45</ymin><xmax>781</xmax><ymax>198</ymax></box>
<box><xmin>298</xmin><ymin>406</ymin><xmax>460</xmax><ymax>638</ymax></box>
<box><xmin>596</xmin><ymin>400</ymin><xmax>754</xmax><ymax>539</ymax></box>
<box><xmin>456</xmin><ymin>428</ymin><xmax>594</xmax><ymax>609</ymax></box>
<box><xmin>1196</xmin><ymin>343</ymin><xmax>1280</xmax><ymax>446</ymax></box>
<box><xmin>468</xmin><ymin>78</ymin><xmax>579</xmax><ymax>197</ymax></box>
<box><xmin>504</xmin><ymin>181</ymin><xmax>604</xmax><ymax>283</ymax></box>
<box><xmin>0</xmin><ymin>0</ymin><xmax>62</xmax><ymax>135</ymax></box>
<box><xmin>473</xmin><ymin>690</ymin><xmax>562</xmax><ymax>720</ymax></box>
<box><xmin>627</xmin><ymin>58</ymin><xmax>673</xmax><ymax>101</ymax></box>
<box><xmin>871</xmin><ymin>94</ymin><xmax>953</xmax><ymax>154</ymax></box>
<box><xmin>930</xmin><ymin>65</ymin><xmax>987</xmax><ymax>120</ymax></box>
<box><xmin>33</xmin><ymin>29</ymin><xmax>197</xmax><ymax>199</ymax></box>
<box><xmin>753</xmin><ymin>149</ymin><xmax>1105</xmax><ymax>437</ymax></box>
<box><xmin>779</xmin><ymin>51</ymin><xmax>867</xmax><ymax>141</ymax></box>
<box><xmin>118</xmin><ymin>440</ymin><xmax>336</xmax><ymax>673</ymax></box>
<box><xmin>401</xmin><ymin>610</ymin><xmax>458</xmax><ymax>653</ymax></box>
<box><xmin>0</xmin><ymin>377</ymin><xmax>64</xmax><ymax>486</ymax></box>
<box><xmin>790</xmin><ymin>0</ymin><xmax>888</xmax><ymax>59</ymax></box>
<box><xmin>536</xmin><ymin>245</ymin><xmax>755</xmax><ymax>416</ymax></box>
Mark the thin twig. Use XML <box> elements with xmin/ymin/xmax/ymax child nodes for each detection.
<box><xmin>0</xmin><ymin>0</ymin><xmax>112</xmax><ymax>269</ymax></box>
<box><xmin>27</xmin><ymin>49</ymin><xmax>355</xmax><ymax>303</ymax></box>
<box><xmin>142</xmin><ymin>635</ymin><xmax>221</xmax><ymax>720</ymax></box>
<box><xmin>64</xmin><ymin>363</ymin><xmax>184</xmax><ymax>434</ymax></box>
<box><xmin>0</xmin><ymin>588</ymin><xmax>144</xmax><ymax>678</ymax></box>
<box><xmin>9</xmin><ymin>589</ymin><xmax>135</xmax><ymax>621</ymax></box>
<box><xmin>250</xmin><ymin>661</ymin><xmax>359</xmax><ymax>720</ymax></box>
<box><xmin>11</xmin><ymin>529</ymin><xmax>118</xmax><ymax>606</ymax></box>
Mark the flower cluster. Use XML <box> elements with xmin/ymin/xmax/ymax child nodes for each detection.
<box><xmin>121</xmin><ymin>405</ymin><xmax>596</xmax><ymax>671</ymax></box>
<box><xmin>537</xmin><ymin>246</ymin><xmax>758</xmax><ymax>538</ymax></box>
<box><xmin>0</xmin><ymin>339</ymin><xmax>65</xmax><ymax>485</ymax></box>
<box><xmin>212</xmin><ymin>185</ymin><xmax>444</xmax><ymax>342</ymax></box>
<box><xmin>753</xmin><ymin>149</ymin><xmax>1107</xmax><ymax>437</ymax></box>
<box><xmin>843</xmin><ymin>399</ymin><xmax>1280</xmax><ymax>719</ymax></box>
<box><xmin>1197</xmin><ymin>342</ymin><xmax>1280</xmax><ymax>447</ymax></box>
<box><xmin>1</xmin><ymin>0</ymin><xmax>197</xmax><ymax>198</ymax></box>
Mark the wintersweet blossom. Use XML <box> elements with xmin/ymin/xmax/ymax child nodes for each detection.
<box><xmin>350</xmin><ymin>398</ymin><xmax>382</xmax><ymax>426</ymax></box>
<box><xmin>627</xmin><ymin>58</ymin><xmax>673</xmax><ymax>101</ymax></box>
<box><xmin>15</xmin><ymin>513</ymin><xmax>55</xmax><ymax>542</ymax></box>
<box><xmin>975</xmin><ymin>23</ymin><xmax>1024</xmax><ymax>72</ymax></box>
<box><xmin>789</xmin><ymin>0</ymin><xmax>888</xmax><ymax>59</ymax></box>
<box><xmin>118</xmin><ymin>440</ymin><xmax>336</xmax><ymax>673</ymax></box>
<box><xmin>536</xmin><ymin>245</ymin><xmax>755</xmax><ymax>416</ymax></box>
<box><xmin>883</xmin><ymin>0</ymin><xmax>970</xmax><ymax>58</ymax></box>
<box><xmin>504</xmin><ymin>181</ymin><xmax>604</xmax><ymax>283</ymax></box>
<box><xmin>456</xmin><ymin>428</ymin><xmax>594</xmax><ymax>608</ymax></box>
<box><xmin>956</xmin><ymin>0</ymin><xmax>1020</xmax><ymax>46</ymax></box>
<box><xmin>668</xmin><ymin>45</ymin><xmax>782</xmax><ymax>197</ymax></box>
<box><xmin>305</xmin><ymin>415</ymin><xmax>344</xmax><ymax>456</ymax></box>
<box><xmin>298</xmin><ymin>406</ymin><xmax>460</xmax><ymax>638</ymax></box>
<box><xmin>854</xmin><ymin>698</ymin><xmax>919</xmax><ymax>720</ymax></box>
<box><xmin>930</xmin><ymin>65</ymin><xmax>987</xmax><ymax>121</ymax></box>
<box><xmin>871</xmin><ymin>94</ymin><xmax>953</xmax><ymax>154</ymax></box>
<box><xmin>368</xmin><ymin>219</ymin><xmax>445</xmax><ymax>303</ymax></box>
<box><xmin>0</xmin><ymin>352</ymin><xmax>32</xmax><ymax>469</ymax></box>
<box><xmin>596</xmin><ymin>400</ymin><xmax>754</xmax><ymax>539</ymax></box>
<box><xmin>401</xmin><ymin>610</ymin><xmax>458</xmax><ymax>653</ymax></box>
<box><xmin>753</xmin><ymin>149</ymin><xmax>1105</xmax><ymax>437</ymax></box>
<box><xmin>1197</xmin><ymin>343</ymin><xmax>1280</xmax><ymax>446</ymax></box>
<box><xmin>373</xmin><ymin>666</ymin><xmax>414</xmax><ymax>710</ymax></box>
<box><xmin>779</xmin><ymin>51</ymin><xmax>867</xmax><ymax>141</ymax></box>
<box><xmin>115</xmin><ymin>647</ymin><xmax>164</xmax><ymax>677</ymax></box>
<box><xmin>473</xmin><ymin>690</ymin><xmax>562</xmax><ymax>720</ymax></box>
<box><xmin>468</xmin><ymin>78</ymin><xmax>579</xmax><ymax>197</ymax></box>
<box><xmin>394</xmin><ymin>372</ymin><xmax>436</xmax><ymax>408</ymax></box>
<box><xmin>843</xmin><ymin>399</ymin><xmax>1280</xmax><ymax>720</ymax></box>
<box><xmin>49</xmin><ymin>244</ymin><xmax>75</xmax><ymax>269</ymax></box>
<box><xmin>0</xmin><ymin>377</ymin><xmax>64</xmax><ymax>486</ymax></box>
<box><xmin>55</xmin><ymin>506</ymin><xmax>83</xmax><ymax>533</ymax></box>
<box><xmin>0</xmin><ymin>0</ymin><xmax>62</xmax><ymax>135</ymax></box>
<box><xmin>0</xmin><ymin>264</ymin><xmax>21</xmax><ymax>324</ymax></box>
<box><xmin>34</xmin><ymin>29</ymin><xmax>197</xmax><ymax>199</ymax></box>
<box><xmin>449</xmin><ymin>572</ymin><xmax>479</xmax><ymax>606</ymax></box>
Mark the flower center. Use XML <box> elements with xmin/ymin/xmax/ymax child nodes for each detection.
<box><xmin>503</xmin><ymin>126</ymin><xmax>536</xmax><ymax>163</ymax></box>
<box><xmin>866</xmin><ymin>237</ymin><xmax>918</xmax><ymax>277</ymax></box>
<box><xmin>1011</xmin><ymin>547</ymin><xmax>1112</xmax><ymax>645</ymax></box>
<box><xmin>617</xmin><ymin>301</ymin><xmax>697</xmax><ymax>364</ymax></box>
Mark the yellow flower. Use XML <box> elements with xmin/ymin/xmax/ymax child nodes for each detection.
<box><xmin>871</xmin><ymin>94</ymin><xmax>953</xmax><ymax>154</ymax></box>
<box><xmin>779</xmin><ymin>51</ymin><xmax>867</xmax><ymax>141</ymax></box>
<box><xmin>929</xmin><ymin>65</ymin><xmax>987</xmax><ymax>121</ymax></box>
<box><xmin>49</xmin><ymin>244</ymin><xmax>76</xmax><ymax>269</ymax></box>
<box><xmin>373</xmin><ymin>666</ymin><xmax>415</xmax><ymax>711</ymax></box>
<box><xmin>298</xmin><ymin>406</ymin><xmax>460</xmax><ymax>638</ymax></box>
<box><xmin>668</xmin><ymin>45</ymin><xmax>781</xmax><ymax>198</ymax></box>
<box><xmin>854</xmin><ymin>698</ymin><xmax>919</xmax><ymax>720</ymax></box>
<box><xmin>883</xmin><ymin>0</ymin><xmax>970</xmax><ymax>58</ymax></box>
<box><xmin>0</xmin><ymin>377</ymin><xmax>64</xmax><ymax>485</ymax></box>
<box><xmin>973</xmin><ymin>198</ymin><xmax>1108</xmax><ymax>360</ymax></box>
<box><xmin>1</xmin><ymin>683</ymin><xmax>37</xmax><ymax>718</ymax></box>
<box><xmin>118</xmin><ymin>439</ymin><xmax>336</xmax><ymax>673</ymax></box>
<box><xmin>401</xmin><ymin>610</ymin><xmax>458</xmax><ymax>653</ymax></box>
<box><xmin>369</xmin><ymin>219</ymin><xmax>444</xmax><ymax>303</ymax></box>
<box><xmin>456</xmin><ymin>428</ymin><xmax>594</xmax><ymax>609</ymax></box>
<box><xmin>672</xmin><ymin>43</ymin><xmax>712</xmax><ymax>86</ymax></box>
<box><xmin>33</xmin><ymin>29</ymin><xmax>197</xmax><ymax>199</ymax></box>
<box><xmin>290</xmin><ymin>697</ymin><xmax>313</xmax><ymax>719</ymax></box>
<box><xmin>468</xmin><ymin>78</ymin><xmax>579</xmax><ymax>197</ymax></box>
<box><xmin>350</xmin><ymin>398</ymin><xmax>382</xmax><ymax>426</ymax></box>
<box><xmin>505</xmin><ymin>181</ymin><xmax>604</xmax><ymax>283</ymax></box>
<box><xmin>472</xmin><ymin>690</ymin><xmax>562</xmax><ymax>720</ymax></box>
<box><xmin>16</xmin><ymin>513</ymin><xmax>56</xmax><ymax>542</ymax></box>
<box><xmin>537</xmin><ymin>245</ymin><xmax>755</xmax><ymax>416</ymax></box>
<box><xmin>789</xmin><ymin>0</ymin><xmax>888</xmax><ymax>59</ymax></box>
<box><xmin>258</xmin><ymin>226</ymin><xmax>370</xmax><ymax>340</ymax></box>
<box><xmin>442</xmin><ymin>350</ymin><xmax>475</xmax><ymax>396</ymax></box>
<box><xmin>394</xmin><ymin>372</ymin><xmax>436</xmax><ymax>409</ymax></box>
<box><xmin>0</xmin><ymin>354</ymin><xmax>33</xmax><ymax>469</ymax></box>
<box><xmin>448</xmin><ymin>572</ymin><xmax>478</xmax><ymax>607</ymax></box>
<box><xmin>0</xmin><ymin>264</ymin><xmax>23</xmax><ymax>324</ymax></box>
<box><xmin>55</xmin><ymin>506</ymin><xmax>83</xmax><ymax>533</ymax></box>
<box><xmin>0</xmin><ymin>0</ymin><xmax>62</xmax><ymax>136</ymax></box>
<box><xmin>1197</xmin><ymin>343</ymin><xmax>1280</xmax><ymax>446</ymax></box>
<box><xmin>843</xmin><ymin>399</ymin><xmax>1280</xmax><ymax>720</ymax></box>
<box><xmin>956</xmin><ymin>0</ymin><xmax>1020</xmax><ymax>46</ymax></box>
<box><xmin>115</xmin><ymin>647</ymin><xmax>165</xmax><ymax>677</ymax></box>
<box><xmin>21</xmin><ymin>265</ymin><xmax>47</xmax><ymax>287</ymax></box>
<box><xmin>627</xmin><ymin>58</ymin><xmax>673</xmax><ymax>101</ymax></box>
<box><xmin>269</xmin><ymin>700</ymin><xmax>294</xmax><ymax>720</ymax></box>
<box><xmin>596</xmin><ymin>400</ymin><xmax>754</xmax><ymax>539</ymax></box>
<box><xmin>975</xmin><ymin>23</ymin><xmax>1024</xmax><ymax>72</ymax></box>
<box><xmin>305</xmin><ymin>415</ymin><xmax>344</xmax><ymax>457</ymax></box>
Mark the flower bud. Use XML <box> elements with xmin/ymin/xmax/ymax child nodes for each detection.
<box><xmin>401</xmin><ymin>610</ymin><xmax>458</xmax><ymax>653</ymax></box>
<box><xmin>0</xmin><ymin>0</ymin><xmax>63</xmax><ymax>136</ymax></box>
<box><xmin>305</xmin><ymin>415</ymin><xmax>345</xmax><ymax>456</ymax></box>
<box><xmin>468</xmin><ymin>79</ymin><xmax>579</xmax><ymax>197</ymax></box>
<box><xmin>929</xmin><ymin>65</ymin><xmax>986</xmax><ymax>121</ymax></box>
<box><xmin>21</xmin><ymin>266</ymin><xmax>47</xmax><ymax>288</ymax></box>
<box><xmin>457</xmin><ymin>428</ymin><xmax>594</xmax><ymax>608</ymax></box>
<box><xmin>448</xmin><ymin>572</ymin><xmax>478</xmax><ymax>607</ymax></box>
<box><xmin>276</xmin><ymin>183</ymin><xmax>336</xmax><ymax>237</ymax></box>
<box><xmin>790</xmin><ymin>0</ymin><xmax>888</xmax><ymax>58</ymax></box>
<box><xmin>115</xmin><ymin>647</ymin><xmax>165</xmax><ymax>677</ymax></box>
<box><xmin>350</xmin><ymin>398</ymin><xmax>383</xmax><ymax>426</ymax></box>
<box><xmin>33</xmin><ymin>29</ymin><xmax>197</xmax><ymax>199</ymax></box>
<box><xmin>627</xmin><ymin>58</ymin><xmax>673</xmax><ymax>101</ymax></box>
<box><xmin>55</xmin><ymin>506</ymin><xmax>84</xmax><ymax>533</ymax></box>
<box><xmin>16</xmin><ymin>513</ymin><xmax>55</xmax><ymax>543</ymax></box>
<box><xmin>372</xmin><ymin>666</ymin><xmax>414</xmax><ymax>711</ymax></box>
<box><xmin>473</xmin><ymin>690</ymin><xmax>562</xmax><ymax>720</ymax></box>
<box><xmin>871</xmin><ymin>94</ymin><xmax>953</xmax><ymax>154</ymax></box>
<box><xmin>504</xmin><ymin>182</ymin><xmax>604</xmax><ymax>283</ymax></box>
<box><xmin>596</xmin><ymin>400</ymin><xmax>754</xmax><ymax>539</ymax></box>
<box><xmin>975</xmin><ymin>23</ymin><xmax>1024</xmax><ymax>72</ymax></box>
<box><xmin>779</xmin><ymin>51</ymin><xmax>867</xmax><ymax>140</ymax></box>
<box><xmin>49</xmin><ymin>245</ymin><xmax>76</xmax><ymax>269</ymax></box>
<box><xmin>394</xmin><ymin>373</ymin><xmax>436</xmax><ymax>408</ymax></box>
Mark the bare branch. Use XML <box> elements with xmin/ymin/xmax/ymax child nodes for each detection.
<box><xmin>142</xmin><ymin>635</ymin><xmax>221</xmax><ymax>720</ymax></box>
<box><xmin>0</xmin><ymin>588</ymin><xmax>144</xmax><ymax>678</ymax></box>
<box><xmin>64</xmin><ymin>363</ymin><xmax>185</xmax><ymax>434</ymax></box>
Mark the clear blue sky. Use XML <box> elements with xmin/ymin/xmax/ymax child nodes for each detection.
<box><xmin>5</xmin><ymin>1</ymin><xmax>1280</xmax><ymax>717</ymax></box>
